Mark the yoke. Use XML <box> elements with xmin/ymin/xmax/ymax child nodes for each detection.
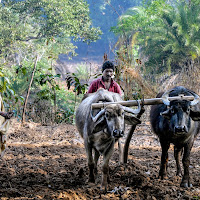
<box><xmin>91</xmin><ymin>95</ymin><xmax>194</xmax><ymax>109</ymax></box>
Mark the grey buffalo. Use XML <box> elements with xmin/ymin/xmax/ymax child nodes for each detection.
<box><xmin>150</xmin><ymin>86</ymin><xmax>200</xmax><ymax>187</ymax></box>
<box><xmin>75</xmin><ymin>89</ymin><xmax>141</xmax><ymax>190</ymax></box>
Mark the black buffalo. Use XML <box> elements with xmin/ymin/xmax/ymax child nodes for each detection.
<box><xmin>150</xmin><ymin>86</ymin><xmax>200</xmax><ymax>187</ymax></box>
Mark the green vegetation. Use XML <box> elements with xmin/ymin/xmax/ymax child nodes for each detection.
<box><xmin>114</xmin><ymin>0</ymin><xmax>200</xmax><ymax>74</ymax></box>
<box><xmin>0</xmin><ymin>0</ymin><xmax>101</xmax><ymax>123</ymax></box>
<box><xmin>112</xmin><ymin>0</ymin><xmax>200</xmax><ymax>97</ymax></box>
<box><xmin>1</xmin><ymin>0</ymin><xmax>200</xmax><ymax>124</ymax></box>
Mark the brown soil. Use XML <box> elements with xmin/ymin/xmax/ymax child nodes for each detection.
<box><xmin>0</xmin><ymin>119</ymin><xmax>200</xmax><ymax>200</ymax></box>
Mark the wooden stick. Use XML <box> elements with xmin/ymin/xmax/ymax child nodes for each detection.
<box><xmin>91</xmin><ymin>96</ymin><xmax>195</xmax><ymax>109</ymax></box>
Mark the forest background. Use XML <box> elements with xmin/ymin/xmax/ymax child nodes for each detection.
<box><xmin>0</xmin><ymin>0</ymin><xmax>200</xmax><ymax>124</ymax></box>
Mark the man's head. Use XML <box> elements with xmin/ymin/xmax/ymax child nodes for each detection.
<box><xmin>102</xmin><ymin>61</ymin><xmax>115</xmax><ymax>72</ymax></box>
<box><xmin>102</xmin><ymin>61</ymin><xmax>114</xmax><ymax>82</ymax></box>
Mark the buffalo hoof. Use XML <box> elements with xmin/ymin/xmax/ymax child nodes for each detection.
<box><xmin>158</xmin><ymin>175</ymin><xmax>168</xmax><ymax>180</ymax></box>
<box><xmin>180</xmin><ymin>182</ymin><xmax>192</xmax><ymax>188</ymax></box>
<box><xmin>100</xmin><ymin>185</ymin><xmax>107</xmax><ymax>193</ymax></box>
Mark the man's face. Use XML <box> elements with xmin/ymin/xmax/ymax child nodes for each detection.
<box><xmin>102</xmin><ymin>68</ymin><xmax>114</xmax><ymax>81</ymax></box>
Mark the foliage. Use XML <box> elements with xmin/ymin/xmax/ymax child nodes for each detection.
<box><xmin>66</xmin><ymin>73</ymin><xmax>88</xmax><ymax>95</ymax></box>
<box><xmin>55</xmin><ymin>88</ymin><xmax>83</xmax><ymax>123</ymax></box>
<box><xmin>115</xmin><ymin>0</ymin><xmax>200</xmax><ymax>73</ymax></box>
<box><xmin>113</xmin><ymin>0</ymin><xmax>200</xmax><ymax>92</ymax></box>
<box><xmin>0</xmin><ymin>0</ymin><xmax>101</xmax><ymax>50</ymax></box>
<box><xmin>0</xmin><ymin>0</ymin><xmax>102</xmax><ymax>122</ymax></box>
<box><xmin>75</xmin><ymin>63</ymin><xmax>90</xmax><ymax>82</ymax></box>
<box><xmin>142</xmin><ymin>0</ymin><xmax>200</xmax><ymax>74</ymax></box>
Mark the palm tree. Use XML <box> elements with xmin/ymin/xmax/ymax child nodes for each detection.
<box><xmin>143</xmin><ymin>1</ymin><xmax>200</xmax><ymax>89</ymax></box>
<box><xmin>115</xmin><ymin>0</ymin><xmax>200</xmax><ymax>90</ymax></box>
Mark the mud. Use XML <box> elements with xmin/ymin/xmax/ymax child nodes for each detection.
<box><xmin>0</xmin><ymin>119</ymin><xmax>200</xmax><ymax>200</ymax></box>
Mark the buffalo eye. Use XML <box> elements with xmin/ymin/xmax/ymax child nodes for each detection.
<box><xmin>186</xmin><ymin>108</ymin><xmax>190</xmax><ymax>114</ymax></box>
<box><xmin>105</xmin><ymin>112</ymin><xmax>110</xmax><ymax>118</ymax></box>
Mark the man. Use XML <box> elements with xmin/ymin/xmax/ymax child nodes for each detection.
<box><xmin>87</xmin><ymin>61</ymin><xmax>122</xmax><ymax>95</ymax></box>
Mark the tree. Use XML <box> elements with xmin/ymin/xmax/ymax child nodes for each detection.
<box><xmin>113</xmin><ymin>0</ymin><xmax>200</xmax><ymax>91</ymax></box>
<box><xmin>0</xmin><ymin>0</ymin><xmax>101</xmax><ymax>59</ymax></box>
<box><xmin>0</xmin><ymin>0</ymin><xmax>102</xmax><ymax>122</ymax></box>
<box><xmin>22</xmin><ymin>56</ymin><xmax>38</xmax><ymax>123</ymax></box>
<box><xmin>141</xmin><ymin>0</ymin><xmax>200</xmax><ymax>73</ymax></box>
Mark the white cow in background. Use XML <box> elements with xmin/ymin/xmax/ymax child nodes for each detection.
<box><xmin>0</xmin><ymin>95</ymin><xmax>13</xmax><ymax>157</ymax></box>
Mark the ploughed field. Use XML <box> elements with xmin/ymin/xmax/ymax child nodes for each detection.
<box><xmin>0</xmin><ymin>119</ymin><xmax>200</xmax><ymax>200</ymax></box>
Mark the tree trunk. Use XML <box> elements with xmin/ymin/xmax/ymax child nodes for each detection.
<box><xmin>53</xmin><ymin>85</ymin><xmax>56</xmax><ymax>122</ymax></box>
<box><xmin>22</xmin><ymin>56</ymin><xmax>38</xmax><ymax>124</ymax></box>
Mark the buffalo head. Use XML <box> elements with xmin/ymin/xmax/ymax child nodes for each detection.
<box><xmin>91</xmin><ymin>102</ymin><xmax>141</xmax><ymax>138</ymax></box>
<box><xmin>161</xmin><ymin>88</ymin><xmax>200</xmax><ymax>134</ymax></box>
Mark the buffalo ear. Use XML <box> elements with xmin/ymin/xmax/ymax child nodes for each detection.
<box><xmin>124</xmin><ymin>113</ymin><xmax>141</xmax><ymax>125</ymax></box>
<box><xmin>160</xmin><ymin>109</ymin><xmax>171</xmax><ymax>119</ymax></box>
<box><xmin>92</xmin><ymin>117</ymin><xmax>106</xmax><ymax>133</ymax></box>
<box><xmin>190</xmin><ymin>110</ymin><xmax>200</xmax><ymax>121</ymax></box>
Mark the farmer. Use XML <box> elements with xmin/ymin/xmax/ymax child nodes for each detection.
<box><xmin>87</xmin><ymin>61</ymin><xmax>122</xmax><ymax>95</ymax></box>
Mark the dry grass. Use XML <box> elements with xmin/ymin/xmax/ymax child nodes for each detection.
<box><xmin>123</xmin><ymin>68</ymin><xmax>157</xmax><ymax>98</ymax></box>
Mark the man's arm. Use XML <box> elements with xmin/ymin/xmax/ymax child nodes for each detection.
<box><xmin>87</xmin><ymin>79</ymin><xmax>98</xmax><ymax>93</ymax></box>
<box><xmin>115</xmin><ymin>83</ymin><xmax>122</xmax><ymax>95</ymax></box>
<box><xmin>87</xmin><ymin>83</ymin><xmax>95</xmax><ymax>93</ymax></box>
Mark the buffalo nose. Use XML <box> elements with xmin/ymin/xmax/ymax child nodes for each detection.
<box><xmin>113</xmin><ymin>130</ymin><xmax>124</xmax><ymax>138</ymax></box>
<box><xmin>174</xmin><ymin>126</ymin><xmax>187</xmax><ymax>133</ymax></box>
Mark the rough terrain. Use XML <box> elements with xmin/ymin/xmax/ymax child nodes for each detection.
<box><xmin>0</xmin><ymin>117</ymin><xmax>200</xmax><ymax>200</ymax></box>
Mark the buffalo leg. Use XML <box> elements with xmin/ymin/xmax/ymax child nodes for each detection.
<box><xmin>159</xmin><ymin>141</ymin><xmax>170</xmax><ymax>179</ymax></box>
<box><xmin>181</xmin><ymin>143</ymin><xmax>193</xmax><ymax>187</ymax></box>
<box><xmin>85</xmin><ymin>140</ymin><xmax>95</xmax><ymax>183</ymax></box>
<box><xmin>118</xmin><ymin>138</ymin><xmax>123</xmax><ymax>163</ymax></box>
<box><xmin>101</xmin><ymin>140</ymin><xmax>114</xmax><ymax>191</ymax></box>
<box><xmin>174</xmin><ymin>146</ymin><xmax>183</xmax><ymax>176</ymax></box>
<box><xmin>94</xmin><ymin>149</ymin><xmax>100</xmax><ymax>176</ymax></box>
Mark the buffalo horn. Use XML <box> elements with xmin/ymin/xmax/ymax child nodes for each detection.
<box><xmin>123</xmin><ymin>100</ymin><xmax>141</xmax><ymax>115</ymax></box>
<box><xmin>188</xmin><ymin>91</ymin><xmax>200</xmax><ymax>106</ymax></box>
<box><xmin>91</xmin><ymin>109</ymin><xmax>105</xmax><ymax>122</ymax></box>
<box><xmin>162</xmin><ymin>88</ymin><xmax>200</xmax><ymax>106</ymax></box>
<box><xmin>161</xmin><ymin>89</ymin><xmax>175</xmax><ymax>106</ymax></box>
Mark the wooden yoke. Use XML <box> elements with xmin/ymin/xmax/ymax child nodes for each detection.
<box><xmin>91</xmin><ymin>95</ymin><xmax>195</xmax><ymax>109</ymax></box>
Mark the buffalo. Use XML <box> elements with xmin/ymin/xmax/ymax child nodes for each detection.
<box><xmin>75</xmin><ymin>89</ymin><xmax>141</xmax><ymax>191</ymax></box>
<box><xmin>150</xmin><ymin>86</ymin><xmax>200</xmax><ymax>187</ymax></box>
